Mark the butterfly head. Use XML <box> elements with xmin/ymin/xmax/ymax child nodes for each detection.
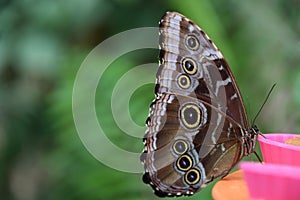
<box><xmin>251</xmin><ymin>125</ymin><xmax>260</xmax><ymax>135</ymax></box>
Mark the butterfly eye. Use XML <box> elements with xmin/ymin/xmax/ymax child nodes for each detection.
<box><xmin>177</xmin><ymin>74</ymin><xmax>191</xmax><ymax>89</ymax></box>
<box><xmin>173</xmin><ymin>139</ymin><xmax>188</xmax><ymax>155</ymax></box>
<box><xmin>186</xmin><ymin>35</ymin><xmax>199</xmax><ymax>50</ymax></box>
<box><xmin>176</xmin><ymin>155</ymin><xmax>193</xmax><ymax>171</ymax></box>
<box><xmin>185</xmin><ymin>169</ymin><xmax>200</xmax><ymax>185</ymax></box>
<box><xmin>180</xmin><ymin>104</ymin><xmax>201</xmax><ymax>129</ymax></box>
<box><xmin>182</xmin><ymin>58</ymin><xmax>197</xmax><ymax>75</ymax></box>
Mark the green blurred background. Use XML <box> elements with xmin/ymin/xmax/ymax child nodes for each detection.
<box><xmin>1</xmin><ymin>0</ymin><xmax>300</xmax><ymax>199</ymax></box>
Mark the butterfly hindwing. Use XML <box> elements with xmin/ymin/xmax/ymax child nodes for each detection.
<box><xmin>141</xmin><ymin>92</ymin><xmax>245</xmax><ymax>196</ymax></box>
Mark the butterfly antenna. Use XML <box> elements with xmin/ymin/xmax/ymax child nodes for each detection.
<box><xmin>251</xmin><ymin>83</ymin><xmax>276</xmax><ymax>126</ymax></box>
<box><xmin>246</xmin><ymin>96</ymin><xmax>253</xmax><ymax>126</ymax></box>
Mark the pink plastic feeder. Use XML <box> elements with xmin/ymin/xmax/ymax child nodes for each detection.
<box><xmin>258</xmin><ymin>133</ymin><xmax>300</xmax><ymax>166</ymax></box>
<box><xmin>240</xmin><ymin>162</ymin><xmax>300</xmax><ymax>200</ymax></box>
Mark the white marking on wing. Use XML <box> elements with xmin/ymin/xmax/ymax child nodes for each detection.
<box><xmin>221</xmin><ymin>143</ymin><xmax>226</xmax><ymax>152</ymax></box>
<box><xmin>215</xmin><ymin>77</ymin><xmax>231</xmax><ymax>95</ymax></box>
<box><xmin>230</xmin><ymin>93</ymin><xmax>238</xmax><ymax>100</ymax></box>
<box><xmin>189</xmin><ymin>24</ymin><xmax>195</xmax><ymax>32</ymax></box>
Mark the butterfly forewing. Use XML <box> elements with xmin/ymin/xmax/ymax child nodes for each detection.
<box><xmin>141</xmin><ymin>11</ymin><xmax>259</xmax><ymax>197</ymax></box>
<box><xmin>157</xmin><ymin>12</ymin><xmax>249</xmax><ymax>127</ymax></box>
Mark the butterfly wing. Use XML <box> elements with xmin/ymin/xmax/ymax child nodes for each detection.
<box><xmin>156</xmin><ymin>12</ymin><xmax>249</xmax><ymax>128</ymax></box>
<box><xmin>141</xmin><ymin>93</ymin><xmax>245</xmax><ymax>197</ymax></box>
<box><xmin>141</xmin><ymin>12</ymin><xmax>253</xmax><ymax>197</ymax></box>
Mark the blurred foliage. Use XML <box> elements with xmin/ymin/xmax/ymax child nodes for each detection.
<box><xmin>0</xmin><ymin>0</ymin><xmax>299</xmax><ymax>200</ymax></box>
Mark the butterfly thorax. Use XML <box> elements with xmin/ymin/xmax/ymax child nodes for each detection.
<box><xmin>242</xmin><ymin>125</ymin><xmax>259</xmax><ymax>156</ymax></box>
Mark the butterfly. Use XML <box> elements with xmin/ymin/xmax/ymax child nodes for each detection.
<box><xmin>140</xmin><ymin>12</ymin><xmax>260</xmax><ymax>197</ymax></box>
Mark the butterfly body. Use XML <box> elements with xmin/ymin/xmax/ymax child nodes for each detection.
<box><xmin>141</xmin><ymin>12</ymin><xmax>259</xmax><ymax>197</ymax></box>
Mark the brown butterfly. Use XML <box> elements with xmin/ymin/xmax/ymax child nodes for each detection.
<box><xmin>140</xmin><ymin>11</ymin><xmax>260</xmax><ymax>197</ymax></box>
